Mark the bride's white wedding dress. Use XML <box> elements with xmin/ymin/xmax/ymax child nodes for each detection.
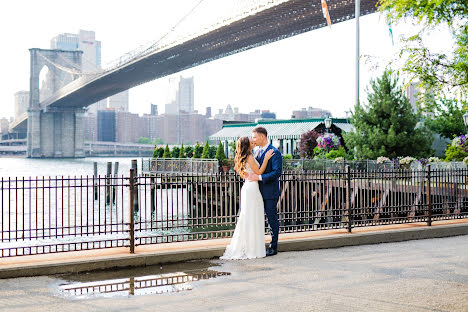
<box><xmin>221</xmin><ymin>161</ymin><xmax>266</xmax><ymax>260</ymax></box>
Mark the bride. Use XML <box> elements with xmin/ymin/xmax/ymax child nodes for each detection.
<box><xmin>220</xmin><ymin>136</ymin><xmax>274</xmax><ymax>260</ymax></box>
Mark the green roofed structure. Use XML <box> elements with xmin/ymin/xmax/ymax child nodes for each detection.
<box><xmin>209</xmin><ymin>118</ymin><xmax>353</xmax><ymax>156</ymax></box>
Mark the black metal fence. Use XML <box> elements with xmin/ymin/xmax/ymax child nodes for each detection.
<box><xmin>1</xmin><ymin>166</ymin><xmax>467</xmax><ymax>257</ymax></box>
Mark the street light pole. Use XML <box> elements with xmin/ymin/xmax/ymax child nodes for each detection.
<box><xmin>355</xmin><ymin>0</ymin><xmax>360</xmax><ymax>107</ymax></box>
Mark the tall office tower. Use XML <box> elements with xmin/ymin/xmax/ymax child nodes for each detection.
<box><xmin>405</xmin><ymin>82</ymin><xmax>434</xmax><ymax>113</ymax></box>
<box><xmin>164</xmin><ymin>76</ymin><xmax>194</xmax><ymax>114</ymax></box>
<box><xmin>97</xmin><ymin>110</ymin><xmax>116</xmax><ymax>142</ymax></box>
<box><xmin>14</xmin><ymin>91</ymin><xmax>29</xmax><ymax>119</ymax></box>
<box><xmin>151</xmin><ymin>104</ymin><xmax>158</xmax><ymax>116</ymax></box>
<box><xmin>205</xmin><ymin>107</ymin><xmax>212</xmax><ymax>118</ymax></box>
<box><xmin>50</xmin><ymin>30</ymin><xmax>128</xmax><ymax>114</ymax></box>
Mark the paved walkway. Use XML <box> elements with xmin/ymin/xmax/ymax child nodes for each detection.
<box><xmin>0</xmin><ymin>234</ymin><xmax>466</xmax><ymax>311</ymax></box>
<box><xmin>0</xmin><ymin>219</ymin><xmax>467</xmax><ymax>279</ymax></box>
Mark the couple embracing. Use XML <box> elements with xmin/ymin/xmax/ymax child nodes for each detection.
<box><xmin>221</xmin><ymin>126</ymin><xmax>283</xmax><ymax>260</ymax></box>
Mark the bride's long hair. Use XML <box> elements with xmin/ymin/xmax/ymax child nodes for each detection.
<box><xmin>234</xmin><ymin>137</ymin><xmax>251</xmax><ymax>178</ymax></box>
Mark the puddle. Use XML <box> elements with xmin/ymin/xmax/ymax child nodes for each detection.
<box><xmin>54</xmin><ymin>261</ymin><xmax>230</xmax><ymax>299</ymax></box>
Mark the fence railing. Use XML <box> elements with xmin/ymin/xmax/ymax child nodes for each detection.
<box><xmin>1</xmin><ymin>166</ymin><xmax>467</xmax><ymax>257</ymax></box>
<box><xmin>141</xmin><ymin>158</ymin><xmax>219</xmax><ymax>174</ymax></box>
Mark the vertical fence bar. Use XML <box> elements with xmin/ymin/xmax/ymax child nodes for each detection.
<box><xmin>346</xmin><ymin>165</ymin><xmax>352</xmax><ymax>232</ymax></box>
<box><xmin>426</xmin><ymin>165</ymin><xmax>432</xmax><ymax>226</ymax></box>
<box><xmin>131</xmin><ymin>160</ymin><xmax>139</xmax><ymax>212</ymax></box>
<box><xmin>129</xmin><ymin>168</ymin><xmax>136</xmax><ymax>254</ymax></box>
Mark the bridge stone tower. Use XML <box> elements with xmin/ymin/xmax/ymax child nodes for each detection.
<box><xmin>27</xmin><ymin>48</ymin><xmax>85</xmax><ymax>158</ymax></box>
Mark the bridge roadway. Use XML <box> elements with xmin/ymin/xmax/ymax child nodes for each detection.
<box><xmin>38</xmin><ymin>0</ymin><xmax>379</xmax><ymax>111</ymax></box>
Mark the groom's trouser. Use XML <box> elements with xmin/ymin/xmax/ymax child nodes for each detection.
<box><xmin>264</xmin><ymin>198</ymin><xmax>279</xmax><ymax>249</ymax></box>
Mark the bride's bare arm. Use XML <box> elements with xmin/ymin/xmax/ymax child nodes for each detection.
<box><xmin>246</xmin><ymin>151</ymin><xmax>274</xmax><ymax>175</ymax></box>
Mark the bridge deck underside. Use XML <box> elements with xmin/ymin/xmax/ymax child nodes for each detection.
<box><xmin>43</xmin><ymin>0</ymin><xmax>378</xmax><ymax>110</ymax></box>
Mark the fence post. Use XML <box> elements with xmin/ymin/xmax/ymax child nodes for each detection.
<box><xmin>93</xmin><ymin>162</ymin><xmax>98</xmax><ymax>200</ymax></box>
<box><xmin>131</xmin><ymin>159</ymin><xmax>139</xmax><ymax>212</ymax></box>
<box><xmin>346</xmin><ymin>165</ymin><xmax>352</xmax><ymax>232</ymax></box>
<box><xmin>106</xmin><ymin>162</ymin><xmax>112</xmax><ymax>205</ymax></box>
<box><xmin>129</xmin><ymin>168</ymin><xmax>136</xmax><ymax>253</ymax></box>
<box><xmin>426</xmin><ymin>165</ymin><xmax>432</xmax><ymax>226</ymax></box>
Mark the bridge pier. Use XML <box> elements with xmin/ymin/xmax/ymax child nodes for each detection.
<box><xmin>27</xmin><ymin>108</ymin><xmax>85</xmax><ymax>158</ymax></box>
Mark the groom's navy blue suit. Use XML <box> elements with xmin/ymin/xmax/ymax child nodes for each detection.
<box><xmin>256</xmin><ymin>144</ymin><xmax>282</xmax><ymax>250</ymax></box>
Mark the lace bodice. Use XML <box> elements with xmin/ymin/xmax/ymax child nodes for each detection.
<box><xmin>244</xmin><ymin>159</ymin><xmax>259</xmax><ymax>175</ymax></box>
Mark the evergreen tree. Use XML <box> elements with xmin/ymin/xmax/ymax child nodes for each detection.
<box><xmin>193</xmin><ymin>142</ymin><xmax>203</xmax><ymax>158</ymax></box>
<box><xmin>171</xmin><ymin>146</ymin><xmax>180</xmax><ymax>158</ymax></box>
<box><xmin>208</xmin><ymin>145</ymin><xmax>217</xmax><ymax>159</ymax></box>
<box><xmin>184</xmin><ymin>146</ymin><xmax>194</xmax><ymax>158</ymax></box>
<box><xmin>344</xmin><ymin>70</ymin><xmax>432</xmax><ymax>159</ymax></box>
<box><xmin>201</xmin><ymin>140</ymin><xmax>210</xmax><ymax>159</ymax></box>
<box><xmin>215</xmin><ymin>142</ymin><xmax>226</xmax><ymax>162</ymax></box>
<box><xmin>152</xmin><ymin>145</ymin><xmax>158</xmax><ymax>158</ymax></box>
<box><xmin>178</xmin><ymin>144</ymin><xmax>186</xmax><ymax>158</ymax></box>
<box><xmin>162</xmin><ymin>144</ymin><xmax>171</xmax><ymax>158</ymax></box>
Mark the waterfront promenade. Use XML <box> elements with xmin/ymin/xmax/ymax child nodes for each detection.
<box><xmin>0</xmin><ymin>233</ymin><xmax>466</xmax><ymax>311</ymax></box>
<box><xmin>1</xmin><ymin>219</ymin><xmax>467</xmax><ymax>279</ymax></box>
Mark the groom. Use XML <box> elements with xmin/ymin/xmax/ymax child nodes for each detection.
<box><xmin>248</xmin><ymin>126</ymin><xmax>283</xmax><ymax>256</ymax></box>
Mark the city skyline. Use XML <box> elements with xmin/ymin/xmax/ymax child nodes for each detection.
<box><xmin>0</xmin><ymin>0</ymin><xmax>453</xmax><ymax>121</ymax></box>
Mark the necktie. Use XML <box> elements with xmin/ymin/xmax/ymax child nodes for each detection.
<box><xmin>258</xmin><ymin>148</ymin><xmax>263</xmax><ymax>158</ymax></box>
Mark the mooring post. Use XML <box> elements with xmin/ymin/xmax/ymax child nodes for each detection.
<box><xmin>129</xmin><ymin>168</ymin><xmax>136</xmax><ymax>253</ymax></box>
<box><xmin>93</xmin><ymin>162</ymin><xmax>98</xmax><ymax>200</ymax></box>
<box><xmin>106</xmin><ymin>162</ymin><xmax>112</xmax><ymax>205</ymax></box>
<box><xmin>131</xmin><ymin>159</ymin><xmax>139</xmax><ymax>212</ymax></box>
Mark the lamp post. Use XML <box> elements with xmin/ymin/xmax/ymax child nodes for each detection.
<box><xmin>463</xmin><ymin>111</ymin><xmax>468</xmax><ymax>133</ymax></box>
<box><xmin>324</xmin><ymin>117</ymin><xmax>332</xmax><ymax>134</ymax></box>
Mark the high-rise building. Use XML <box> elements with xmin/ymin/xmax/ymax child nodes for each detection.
<box><xmin>151</xmin><ymin>104</ymin><xmax>159</xmax><ymax>116</ymax></box>
<box><xmin>205</xmin><ymin>107</ymin><xmax>212</xmax><ymax>118</ymax></box>
<box><xmin>405</xmin><ymin>81</ymin><xmax>434</xmax><ymax>113</ymax></box>
<box><xmin>50</xmin><ymin>30</ymin><xmax>128</xmax><ymax>114</ymax></box>
<box><xmin>14</xmin><ymin>91</ymin><xmax>29</xmax><ymax>119</ymax></box>
<box><xmin>291</xmin><ymin>107</ymin><xmax>331</xmax><ymax>119</ymax></box>
<box><xmin>164</xmin><ymin>76</ymin><xmax>194</xmax><ymax>114</ymax></box>
<box><xmin>97</xmin><ymin>110</ymin><xmax>116</xmax><ymax>142</ymax></box>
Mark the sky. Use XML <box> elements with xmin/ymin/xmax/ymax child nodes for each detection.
<box><xmin>0</xmin><ymin>0</ymin><xmax>454</xmax><ymax>120</ymax></box>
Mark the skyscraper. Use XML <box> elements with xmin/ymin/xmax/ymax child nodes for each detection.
<box><xmin>50</xmin><ymin>30</ymin><xmax>129</xmax><ymax>113</ymax></box>
<box><xmin>14</xmin><ymin>91</ymin><xmax>29</xmax><ymax>119</ymax></box>
<box><xmin>164</xmin><ymin>76</ymin><xmax>194</xmax><ymax>114</ymax></box>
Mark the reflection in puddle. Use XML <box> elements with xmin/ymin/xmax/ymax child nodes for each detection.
<box><xmin>57</xmin><ymin>270</ymin><xmax>230</xmax><ymax>299</ymax></box>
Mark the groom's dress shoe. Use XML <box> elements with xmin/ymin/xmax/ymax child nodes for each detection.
<box><xmin>266</xmin><ymin>247</ymin><xmax>277</xmax><ymax>257</ymax></box>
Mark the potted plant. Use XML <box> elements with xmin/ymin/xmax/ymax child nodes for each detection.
<box><xmin>222</xmin><ymin>158</ymin><xmax>233</xmax><ymax>173</ymax></box>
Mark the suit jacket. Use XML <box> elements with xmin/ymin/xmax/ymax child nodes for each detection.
<box><xmin>256</xmin><ymin>144</ymin><xmax>283</xmax><ymax>200</ymax></box>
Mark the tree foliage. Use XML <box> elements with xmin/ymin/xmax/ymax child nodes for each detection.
<box><xmin>162</xmin><ymin>144</ymin><xmax>171</xmax><ymax>158</ymax></box>
<box><xmin>178</xmin><ymin>144</ymin><xmax>185</xmax><ymax>158</ymax></box>
<box><xmin>184</xmin><ymin>146</ymin><xmax>194</xmax><ymax>158</ymax></box>
<box><xmin>215</xmin><ymin>142</ymin><xmax>227</xmax><ymax>162</ymax></box>
<box><xmin>201</xmin><ymin>140</ymin><xmax>210</xmax><ymax>159</ymax></box>
<box><xmin>379</xmin><ymin>0</ymin><xmax>468</xmax><ymax>97</ymax></box>
<box><xmin>171</xmin><ymin>146</ymin><xmax>180</xmax><ymax>158</ymax></box>
<box><xmin>344</xmin><ymin>70</ymin><xmax>433</xmax><ymax>159</ymax></box>
<box><xmin>193</xmin><ymin>142</ymin><xmax>203</xmax><ymax>158</ymax></box>
<box><xmin>424</xmin><ymin>98</ymin><xmax>468</xmax><ymax>139</ymax></box>
<box><xmin>299</xmin><ymin>130</ymin><xmax>320</xmax><ymax>159</ymax></box>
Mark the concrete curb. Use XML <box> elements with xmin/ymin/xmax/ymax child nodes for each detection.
<box><xmin>1</xmin><ymin>223</ymin><xmax>467</xmax><ymax>279</ymax></box>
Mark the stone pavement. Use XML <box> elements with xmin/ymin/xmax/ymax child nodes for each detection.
<box><xmin>0</xmin><ymin>235</ymin><xmax>466</xmax><ymax>312</ymax></box>
<box><xmin>1</xmin><ymin>219</ymin><xmax>467</xmax><ymax>279</ymax></box>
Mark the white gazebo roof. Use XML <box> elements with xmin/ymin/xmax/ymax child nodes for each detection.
<box><xmin>209</xmin><ymin>118</ymin><xmax>353</xmax><ymax>141</ymax></box>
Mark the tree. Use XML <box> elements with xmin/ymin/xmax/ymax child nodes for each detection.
<box><xmin>344</xmin><ymin>70</ymin><xmax>433</xmax><ymax>159</ymax></box>
<box><xmin>201</xmin><ymin>140</ymin><xmax>210</xmax><ymax>158</ymax></box>
<box><xmin>208</xmin><ymin>145</ymin><xmax>217</xmax><ymax>159</ymax></box>
<box><xmin>162</xmin><ymin>144</ymin><xmax>171</xmax><ymax>158</ymax></box>
<box><xmin>138</xmin><ymin>137</ymin><xmax>152</xmax><ymax>144</ymax></box>
<box><xmin>178</xmin><ymin>144</ymin><xmax>186</xmax><ymax>158</ymax></box>
<box><xmin>154</xmin><ymin>146</ymin><xmax>164</xmax><ymax>158</ymax></box>
<box><xmin>171</xmin><ymin>146</ymin><xmax>180</xmax><ymax>158</ymax></box>
<box><xmin>299</xmin><ymin>130</ymin><xmax>320</xmax><ymax>158</ymax></box>
<box><xmin>379</xmin><ymin>0</ymin><xmax>468</xmax><ymax>97</ymax></box>
<box><xmin>424</xmin><ymin>98</ymin><xmax>468</xmax><ymax>139</ymax></box>
<box><xmin>215</xmin><ymin>142</ymin><xmax>227</xmax><ymax>162</ymax></box>
<box><xmin>193</xmin><ymin>142</ymin><xmax>203</xmax><ymax>158</ymax></box>
<box><xmin>184</xmin><ymin>146</ymin><xmax>194</xmax><ymax>158</ymax></box>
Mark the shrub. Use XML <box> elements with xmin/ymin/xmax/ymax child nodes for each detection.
<box><xmin>171</xmin><ymin>146</ymin><xmax>180</xmax><ymax>158</ymax></box>
<box><xmin>201</xmin><ymin>140</ymin><xmax>210</xmax><ymax>159</ymax></box>
<box><xmin>215</xmin><ymin>142</ymin><xmax>226</xmax><ymax>162</ymax></box>
<box><xmin>283</xmin><ymin>154</ymin><xmax>292</xmax><ymax>160</ymax></box>
<box><xmin>178</xmin><ymin>145</ymin><xmax>186</xmax><ymax>158</ymax></box>
<box><xmin>162</xmin><ymin>144</ymin><xmax>171</xmax><ymax>158</ymax></box>
<box><xmin>325</xmin><ymin>147</ymin><xmax>347</xmax><ymax>160</ymax></box>
<box><xmin>299</xmin><ymin>130</ymin><xmax>320</xmax><ymax>158</ymax></box>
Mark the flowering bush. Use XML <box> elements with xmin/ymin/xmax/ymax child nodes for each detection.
<box><xmin>428</xmin><ymin>157</ymin><xmax>440</xmax><ymax>163</ymax></box>
<box><xmin>399</xmin><ymin>156</ymin><xmax>416</xmax><ymax>165</ymax></box>
<box><xmin>317</xmin><ymin>133</ymin><xmax>341</xmax><ymax>152</ymax></box>
<box><xmin>376</xmin><ymin>156</ymin><xmax>391</xmax><ymax>164</ymax></box>
<box><xmin>333</xmin><ymin>157</ymin><xmax>345</xmax><ymax>163</ymax></box>
<box><xmin>445</xmin><ymin>135</ymin><xmax>468</xmax><ymax>161</ymax></box>
<box><xmin>464</xmin><ymin>156</ymin><xmax>468</xmax><ymax>166</ymax></box>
